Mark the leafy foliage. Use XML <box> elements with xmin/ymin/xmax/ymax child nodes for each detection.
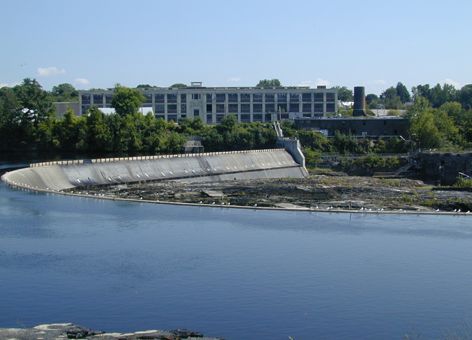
<box><xmin>111</xmin><ymin>84</ymin><xmax>145</xmax><ymax>116</ymax></box>
<box><xmin>256</xmin><ymin>79</ymin><xmax>282</xmax><ymax>88</ymax></box>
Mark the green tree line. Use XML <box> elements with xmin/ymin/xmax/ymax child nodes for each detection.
<box><xmin>1</xmin><ymin>79</ymin><xmax>471</xmax><ymax>162</ymax></box>
<box><xmin>0</xmin><ymin>79</ymin><xmax>276</xmax><ymax>160</ymax></box>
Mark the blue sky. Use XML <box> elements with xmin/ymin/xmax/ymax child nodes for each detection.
<box><xmin>1</xmin><ymin>0</ymin><xmax>471</xmax><ymax>94</ymax></box>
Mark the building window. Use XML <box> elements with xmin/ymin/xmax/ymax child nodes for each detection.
<box><xmin>228</xmin><ymin>103</ymin><xmax>238</xmax><ymax>113</ymax></box>
<box><xmin>240</xmin><ymin>114</ymin><xmax>251</xmax><ymax>122</ymax></box>
<box><xmin>265</xmin><ymin>103</ymin><xmax>275</xmax><ymax>113</ymax></box>
<box><xmin>228</xmin><ymin>93</ymin><xmax>238</xmax><ymax>102</ymax></box>
<box><xmin>253</xmin><ymin>93</ymin><xmax>263</xmax><ymax>103</ymax></box>
<box><xmin>327</xmin><ymin>103</ymin><xmax>335</xmax><ymax>112</ymax></box>
<box><xmin>206</xmin><ymin>93</ymin><xmax>213</xmax><ymax>102</ymax></box>
<box><xmin>167</xmin><ymin>114</ymin><xmax>178</xmax><ymax>122</ymax></box>
<box><xmin>167</xmin><ymin>94</ymin><xmax>177</xmax><ymax>103</ymax></box>
<box><xmin>314</xmin><ymin>103</ymin><xmax>323</xmax><ymax>113</ymax></box>
<box><xmin>302</xmin><ymin>93</ymin><xmax>312</xmax><ymax>102</ymax></box>
<box><xmin>155</xmin><ymin>94</ymin><xmax>165</xmax><ymax>103</ymax></box>
<box><xmin>241</xmin><ymin>104</ymin><xmax>250</xmax><ymax>113</ymax></box>
<box><xmin>253</xmin><ymin>114</ymin><xmax>263</xmax><ymax>122</ymax></box>
<box><xmin>265</xmin><ymin>113</ymin><xmax>272</xmax><ymax>122</ymax></box>
<box><xmin>181</xmin><ymin>94</ymin><xmax>187</xmax><ymax>102</ymax></box>
<box><xmin>206</xmin><ymin>114</ymin><xmax>213</xmax><ymax>124</ymax></box>
<box><xmin>216</xmin><ymin>93</ymin><xmax>226</xmax><ymax>103</ymax></box>
<box><xmin>193</xmin><ymin>109</ymin><xmax>200</xmax><ymax>117</ymax></box>
<box><xmin>105</xmin><ymin>95</ymin><xmax>113</xmax><ymax>104</ymax></box>
<box><xmin>240</xmin><ymin>93</ymin><xmax>250</xmax><ymax>102</ymax></box>
<box><xmin>206</xmin><ymin>103</ymin><xmax>213</xmax><ymax>113</ymax></box>
<box><xmin>81</xmin><ymin>94</ymin><xmax>91</xmax><ymax>104</ymax></box>
<box><xmin>289</xmin><ymin>103</ymin><xmax>299</xmax><ymax>112</ymax></box>
<box><xmin>191</xmin><ymin>93</ymin><xmax>200</xmax><ymax>100</ymax></box>
<box><xmin>181</xmin><ymin>103</ymin><xmax>187</xmax><ymax>113</ymax></box>
<box><xmin>253</xmin><ymin>103</ymin><xmax>263</xmax><ymax>113</ymax></box>
<box><xmin>289</xmin><ymin>93</ymin><xmax>300</xmax><ymax>103</ymax></box>
<box><xmin>216</xmin><ymin>104</ymin><xmax>225</xmax><ymax>113</ymax></box>
<box><xmin>180</xmin><ymin>114</ymin><xmax>187</xmax><ymax>120</ymax></box>
<box><xmin>167</xmin><ymin>104</ymin><xmax>177</xmax><ymax>113</ymax></box>
<box><xmin>277</xmin><ymin>103</ymin><xmax>287</xmax><ymax>113</ymax></box>
<box><xmin>302</xmin><ymin>103</ymin><xmax>312</xmax><ymax>113</ymax></box>
<box><xmin>155</xmin><ymin>104</ymin><xmax>165</xmax><ymax>114</ymax></box>
<box><xmin>93</xmin><ymin>94</ymin><xmax>103</xmax><ymax>104</ymax></box>
<box><xmin>303</xmin><ymin>113</ymin><xmax>312</xmax><ymax>118</ymax></box>
<box><xmin>265</xmin><ymin>94</ymin><xmax>275</xmax><ymax>102</ymax></box>
<box><xmin>281</xmin><ymin>113</ymin><xmax>289</xmax><ymax>119</ymax></box>
<box><xmin>326</xmin><ymin>93</ymin><xmax>335</xmax><ymax>101</ymax></box>
<box><xmin>277</xmin><ymin>93</ymin><xmax>287</xmax><ymax>103</ymax></box>
<box><xmin>314</xmin><ymin>93</ymin><xmax>324</xmax><ymax>102</ymax></box>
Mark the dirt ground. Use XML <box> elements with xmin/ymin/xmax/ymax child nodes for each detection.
<box><xmin>67</xmin><ymin>171</ymin><xmax>472</xmax><ymax>213</ymax></box>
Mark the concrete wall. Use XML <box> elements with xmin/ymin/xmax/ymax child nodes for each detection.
<box><xmin>2</xmin><ymin>149</ymin><xmax>307</xmax><ymax>192</ymax></box>
<box><xmin>416</xmin><ymin>152</ymin><xmax>472</xmax><ymax>185</ymax></box>
<box><xmin>277</xmin><ymin>138</ymin><xmax>306</xmax><ymax>168</ymax></box>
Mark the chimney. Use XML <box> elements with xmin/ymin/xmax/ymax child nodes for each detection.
<box><xmin>353</xmin><ymin>86</ymin><xmax>366</xmax><ymax>116</ymax></box>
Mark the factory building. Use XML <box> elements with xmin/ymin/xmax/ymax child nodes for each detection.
<box><xmin>78</xmin><ymin>82</ymin><xmax>338</xmax><ymax>124</ymax></box>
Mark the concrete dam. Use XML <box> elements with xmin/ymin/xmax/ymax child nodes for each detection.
<box><xmin>1</xmin><ymin>149</ymin><xmax>308</xmax><ymax>192</ymax></box>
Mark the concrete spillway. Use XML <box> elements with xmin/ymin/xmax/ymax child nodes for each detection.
<box><xmin>1</xmin><ymin>149</ymin><xmax>308</xmax><ymax>192</ymax></box>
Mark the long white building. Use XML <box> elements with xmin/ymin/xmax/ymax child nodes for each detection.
<box><xmin>79</xmin><ymin>82</ymin><xmax>337</xmax><ymax>124</ymax></box>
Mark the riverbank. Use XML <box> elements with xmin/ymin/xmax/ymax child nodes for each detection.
<box><xmin>0</xmin><ymin>323</ymin><xmax>222</xmax><ymax>339</ymax></box>
<box><xmin>64</xmin><ymin>171</ymin><xmax>472</xmax><ymax>215</ymax></box>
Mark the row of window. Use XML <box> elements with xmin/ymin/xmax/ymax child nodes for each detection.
<box><xmin>157</xmin><ymin>103</ymin><xmax>334</xmax><ymax>114</ymax></box>
<box><xmin>81</xmin><ymin>92</ymin><xmax>336</xmax><ymax>105</ymax></box>
<box><xmin>82</xmin><ymin>102</ymin><xmax>335</xmax><ymax>114</ymax></box>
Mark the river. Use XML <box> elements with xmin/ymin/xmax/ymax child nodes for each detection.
<box><xmin>1</xmin><ymin>182</ymin><xmax>472</xmax><ymax>339</ymax></box>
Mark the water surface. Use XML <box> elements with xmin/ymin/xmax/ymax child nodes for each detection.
<box><xmin>1</xmin><ymin>183</ymin><xmax>471</xmax><ymax>339</ymax></box>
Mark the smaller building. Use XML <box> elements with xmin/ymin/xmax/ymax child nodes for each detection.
<box><xmin>183</xmin><ymin>137</ymin><xmax>204</xmax><ymax>153</ymax></box>
<box><xmin>294</xmin><ymin>117</ymin><xmax>409</xmax><ymax>138</ymax></box>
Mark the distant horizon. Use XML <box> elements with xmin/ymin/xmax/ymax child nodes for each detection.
<box><xmin>1</xmin><ymin>0</ymin><xmax>471</xmax><ymax>95</ymax></box>
<box><xmin>1</xmin><ymin>78</ymin><xmax>468</xmax><ymax>97</ymax></box>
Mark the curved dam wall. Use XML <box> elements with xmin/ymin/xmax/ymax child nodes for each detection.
<box><xmin>1</xmin><ymin>149</ymin><xmax>307</xmax><ymax>192</ymax></box>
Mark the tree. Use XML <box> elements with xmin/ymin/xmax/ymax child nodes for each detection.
<box><xmin>366</xmin><ymin>94</ymin><xmax>380</xmax><ymax>109</ymax></box>
<box><xmin>51</xmin><ymin>83</ymin><xmax>78</xmax><ymax>101</ymax></box>
<box><xmin>335</xmin><ymin>86</ymin><xmax>353</xmax><ymax>101</ymax></box>
<box><xmin>429</xmin><ymin>84</ymin><xmax>457</xmax><ymax>107</ymax></box>
<box><xmin>169</xmin><ymin>83</ymin><xmax>187</xmax><ymax>89</ymax></box>
<box><xmin>406</xmin><ymin>96</ymin><xmax>431</xmax><ymax>120</ymax></box>
<box><xmin>13</xmin><ymin>78</ymin><xmax>54</xmax><ymax>127</ymax></box>
<box><xmin>256</xmin><ymin>79</ymin><xmax>282</xmax><ymax>88</ymax></box>
<box><xmin>111</xmin><ymin>85</ymin><xmax>145</xmax><ymax>116</ymax></box>
<box><xmin>459</xmin><ymin>84</ymin><xmax>472</xmax><ymax>110</ymax></box>
<box><xmin>410</xmin><ymin>109</ymin><xmax>442</xmax><ymax>149</ymax></box>
<box><xmin>412</xmin><ymin>83</ymin><xmax>458</xmax><ymax>108</ymax></box>
<box><xmin>381</xmin><ymin>87</ymin><xmax>402</xmax><ymax>109</ymax></box>
<box><xmin>85</xmin><ymin>107</ymin><xmax>112</xmax><ymax>155</ymax></box>
<box><xmin>439</xmin><ymin>102</ymin><xmax>463</xmax><ymax>123</ymax></box>
<box><xmin>395</xmin><ymin>82</ymin><xmax>411</xmax><ymax>103</ymax></box>
<box><xmin>412</xmin><ymin>84</ymin><xmax>431</xmax><ymax>101</ymax></box>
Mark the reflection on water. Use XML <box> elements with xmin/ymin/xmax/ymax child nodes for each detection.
<box><xmin>0</xmin><ymin>183</ymin><xmax>472</xmax><ymax>339</ymax></box>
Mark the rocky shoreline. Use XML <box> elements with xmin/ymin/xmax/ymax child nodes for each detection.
<box><xmin>0</xmin><ymin>323</ymin><xmax>222</xmax><ymax>339</ymax></box>
<box><xmin>66</xmin><ymin>172</ymin><xmax>472</xmax><ymax>214</ymax></box>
